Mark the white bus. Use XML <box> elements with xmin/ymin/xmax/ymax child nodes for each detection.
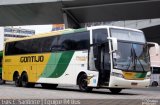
<box><xmin>148</xmin><ymin>42</ymin><xmax>160</xmax><ymax>86</ymax></box>
<box><xmin>3</xmin><ymin>26</ymin><xmax>151</xmax><ymax>93</ymax></box>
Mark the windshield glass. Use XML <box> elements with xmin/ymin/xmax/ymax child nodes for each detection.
<box><xmin>113</xmin><ymin>42</ymin><xmax>150</xmax><ymax>72</ymax></box>
<box><xmin>110</xmin><ymin>28</ymin><xmax>145</xmax><ymax>43</ymax></box>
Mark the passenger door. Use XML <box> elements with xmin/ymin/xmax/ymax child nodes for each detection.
<box><xmin>88</xmin><ymin>29</ymin><xmax>111</xmax><ymax>86</ymax></box>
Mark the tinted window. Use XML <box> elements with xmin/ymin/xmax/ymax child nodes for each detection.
<box><xmin>57</xmin><ymin>35</ymin><xmax>74</xmax><ymax>51</ymax></box>
<box><xmin>93</xmin><ymin>29</ymin><xmax>108</xmax><ymax>44</ymax></box>
<box><xmin>15</xmin><ymin>40</ymin><xmax>33</xmax><ymax>54</ymax></box>
<box><xmin>5</xmin><ymin>31</ymin><xmax>90</xmax><ymax>55</ymax></box>
<box><xmin>57</xmin><ymin>31</ymin><xmax>90</xmax><ymax>51</ymax></box>
<box><xmin>5</xmin><ymin>42</ymin><xmax>16</xmax><ymax>55</ymax></box>
<box><xmin>75</xmin><ymin>32</ymin><xmax>90</xmax><ymax>50</ymax></box>
<box><xmin>39</xmin><ymin>37</ymin><xmax>55</xmax><ymax>52</ymax></box>
<box><xmin>50</xmin><ymin>37</ymin><xmax>58</xmax><ymax>52</ymax></box>
<box><xmin>31</xmin><ymin>39</ymin><xmax>41</xmax><ymax>53</ymax></box>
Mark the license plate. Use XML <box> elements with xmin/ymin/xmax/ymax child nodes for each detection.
<box><xmin>131</xmin><ymin>82</ymin><xmax>138</xmax><ymax>86</ymax></box>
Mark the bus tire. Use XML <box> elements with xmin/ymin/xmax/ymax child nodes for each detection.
<box><xmin>13</xmin><ymin>73</ymin><xmax>22</xmax><ymax>87</ymax></box>
<box><xmin>41</xmin><ymin>84</ymin><xmax>58</xmax><ymax>89</ymax></box>
<box><xmin>152</xmin><ymin>81</ymin><xmax>158</xmax><ymax>87</ymax></box>
<box><xmin>21</xmin><ymin>72</ymin><xmax>32</xmax><ymax>88</ymax></box>
<box><xmin>78</xmin><ymin>74</ymin><xmax>93</xmax><ymax>92</ymax></box>
<box><xmin>109</xmin><ymin>88</ymin><xmax>122</xmax><ymax>94</ymax></box>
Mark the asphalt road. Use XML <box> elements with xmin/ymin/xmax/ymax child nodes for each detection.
<box><xmin>0</xmin><ymin>82</ymin><xmax>160</xmax><ymax>105</ymax></box>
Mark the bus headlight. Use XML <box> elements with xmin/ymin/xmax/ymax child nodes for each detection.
<box><xmin>111</xmin><ymin>72</ymin><xmax>124</xmax><ymax>78</ymax></box>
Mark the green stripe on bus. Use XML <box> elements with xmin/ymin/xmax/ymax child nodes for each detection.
<box><xmin>41</xmin><ymin>51</ymin><xmax>74</xmax><ymax>78</ymax></box>
<box><xmin>40</xmin><ymin>53</ymin><xmax>61</xmax><ymax>78</ymax></box>
<box><xmin>135</xmin><ymin>72</ymin><xmax>147</xmax><ymax>78</ymax></box>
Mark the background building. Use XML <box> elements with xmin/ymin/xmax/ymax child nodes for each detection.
<box><xmin>4</xmin><ymin>27</ymin><xmax>35</xmax><ymax>41</ymax></box>
<box><xmin>0</xmin><ymin>27</ymin><xmax>35</xmax><ymax>51</ymax></box>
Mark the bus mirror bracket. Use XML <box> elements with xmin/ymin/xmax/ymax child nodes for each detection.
<box><xmin>107</xmin><ymin>37</ymin><xmax>118</xmax><ymax>52</ymax></box>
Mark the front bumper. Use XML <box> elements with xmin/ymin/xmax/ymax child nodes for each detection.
<box><xmin>109</xmin><ymin>76</ymin><xmax>150</xmax><ymax>88</ymax></box>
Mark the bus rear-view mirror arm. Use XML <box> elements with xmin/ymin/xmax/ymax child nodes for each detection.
<box><xmin>107</xmin><ymin>37</ymin><xmax>118</xmax><ymax>52</ymax></box>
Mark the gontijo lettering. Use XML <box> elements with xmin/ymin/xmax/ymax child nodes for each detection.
<box><xmin>20</xmin><ymin>56</ymin><xmax>44</xmax><ymax>63</ymax></box>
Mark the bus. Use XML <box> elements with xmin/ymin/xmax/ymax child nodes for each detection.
<box><xmin>2</xmin><ymin>26</ymin><xmax>151</xmax><ymax>93</ymax></box>
<box><xmin>0</xmin><ymin>51</ymin><xmax>5</xmax><ymax>84</ymax></box>
<box><xmin>148</xmin><ymin>42</ymin><xmax>160</xmax><ymax>86</ymax></box>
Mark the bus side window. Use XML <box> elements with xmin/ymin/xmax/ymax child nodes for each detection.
<box><xmin>74</xmin><ymin>31</ymin><xmax>90</xmax><ymax>50</ymax></box>
<box><xmin>56</xmin><ymin>31</ymin><xmax>90</xmax><ymax>51</ymax></box>
<box><xmin>5</xmin><ymin>42</ymin><xmax>16</xmax><ymax>55</ymax></box>
<box><xmin>93</xmin><ymin>29</ymin><xmax>108</xmax><ymax>44</ymax></box>
<box><xmin>31</xmin><ymin>39</ymin><xmax>41</xmax><ymax>53</ymax></box>
<box><xmin>50</xmin><ymin>36</ymin><xmax>58</xmax><ymax>52</ymax></box>
<box><xmin>40</xmin><ymin>37</ymin><xmax>54</xmax><ymax>52</ymax></box>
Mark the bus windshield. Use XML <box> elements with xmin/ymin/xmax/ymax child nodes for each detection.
<box><xmin>110</xmin><ymin>28</ymin><xmax>145</xmax><ymax>43</ymax></box>
<box><xmin>152</xmin><ymin>67</ymin><xmax>160</xmax><ymax>74</ymax></box>
<box><xmin>113</xmin><ymin>42</ymin><xmax>150</xmax><ymax>72</ymax></box>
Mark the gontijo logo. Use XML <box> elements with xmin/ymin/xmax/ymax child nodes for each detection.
<box><xmin>20</xmin><ymin>56</ymin><xmax>44</xmax><ymax>63</ymax></box>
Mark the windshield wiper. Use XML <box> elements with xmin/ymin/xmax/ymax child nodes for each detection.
<box><xmin>132</xmin><ymin>46</ymin><xmax>145</xmax><ymax>72</ymax></box>
<box><xmin>127</xmin><ymin>45</ymin><xmax>135</xmax><ymax>71</ymax></box>
<box><xmin>126</xmin><ymin>44</ymin><xmax>145</xmax><ymax>72</ymax></box>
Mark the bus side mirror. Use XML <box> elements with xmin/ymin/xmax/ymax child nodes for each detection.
<box><xmin>147</xmin><ymin>42</ymin><xmax>160</xmax><ymax>56</ymax></box>
<box><xmin>107</xmin><ymin>37</ymin><xmax>118</xmax><ymax>52</ymax></box>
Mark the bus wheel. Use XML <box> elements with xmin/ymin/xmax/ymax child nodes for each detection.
<box><xmin>21</xmin><ymin>73</ymin><xmax>31</xmax><ymax>87</ymax></box>
<box><xmin>109</xmin><ymin>88</ymin><xmax>122</xmax><ymax>94</ymax></box>
<box><xmin>41</xmin><ymin>84</ymin><xmax>58</xmax><ymax>89</ymax></box>
<box><xmin>78</xmin><ymin>74</ymin><xmax>93</xmax><ymax>92</ymax></box>
<box><xmin>152</xmin><ymin>81</ymin><xmax>158</xmax><ymax>87</ymax></box>
<box><xmin>14</xmin><ymin>74</ymin><xmax>22</xmax><ymax>87</ymax></box>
